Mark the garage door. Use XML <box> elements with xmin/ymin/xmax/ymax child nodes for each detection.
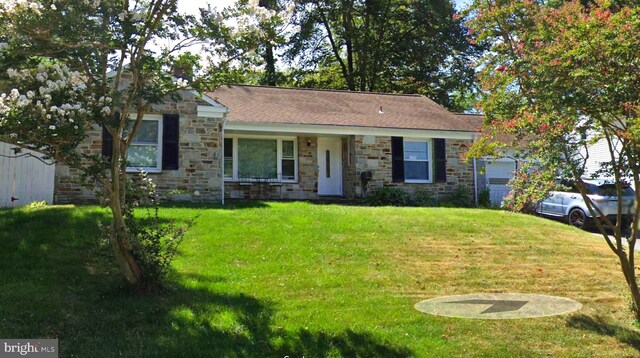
<box><xmin>485</xmin><ymin>160</ymin><xmax>516</xmax><ymax>206</ymax></box>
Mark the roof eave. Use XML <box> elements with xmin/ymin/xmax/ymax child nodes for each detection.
<box><xmin>224</xmin><ymin>121</ymin><xmax>479</xmax><ymax>139</ymax></box>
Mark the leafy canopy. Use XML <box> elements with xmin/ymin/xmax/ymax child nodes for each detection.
<box><xmin>466</xmin><ymin>0</ymin><xmax>640</xmax><ymax>319</ymax></box>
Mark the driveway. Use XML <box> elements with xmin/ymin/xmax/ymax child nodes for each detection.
<box><xmin>587</xmin><ymin>229</ymin><xmax>640</xmax><ymax>252</ymax></box>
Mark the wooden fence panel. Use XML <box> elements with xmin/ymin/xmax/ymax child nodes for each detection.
<box><xmin>0</xmin><ymin>142</ymin><xmax>55</xmax><ymax>208</ymax></box>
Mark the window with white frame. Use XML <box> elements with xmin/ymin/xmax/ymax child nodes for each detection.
<box><xmin>403</xmin><ymin>139</ymin><xmax>431</xmax><ymax>182</ymax></box>
<box><xmin>126</xmin><ymin>115</ymin><xmax>163</xmax><ymax>172</ymax></box>
<box><xmin>224</xmin><ymin>137</ymin><xmax>233</xmax><ymax>179</ymax></box>
<box><xmin>224</xmin><ymin>136</ymin><xmax>298</xmax><ymax>182</ymax></box>
<box><xmin>281</xmin><ymin>140</ymin><xmax>295</xmax><ymax>180</ymax></box>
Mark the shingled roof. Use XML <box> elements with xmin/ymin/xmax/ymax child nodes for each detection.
<box><xmin>207</xmin><ymin>85</ymin><xmax>482</xmax><ymax>132</ymax></box>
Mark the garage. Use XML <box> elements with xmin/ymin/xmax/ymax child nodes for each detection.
<box><xmin>481</xmin><ymin>159</ymin><xmax>517</xmax><ymax>206</ymax></box>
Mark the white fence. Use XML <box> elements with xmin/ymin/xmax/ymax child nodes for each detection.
<box><xmin>0</xmin><ymin>142</ymin><xmax>55</xmax><ymax>208</ymax></box>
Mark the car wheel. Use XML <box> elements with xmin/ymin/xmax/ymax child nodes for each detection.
<box><xmin>568</xmin><ymin>208</ymin><xmax>587</xmax><ymax>229</ymax></box>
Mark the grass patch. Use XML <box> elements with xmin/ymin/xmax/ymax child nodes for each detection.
<box><xmin>0</xmin><ymin>202</ymin><xmax>638</xmax><ymax>356</ymax></box>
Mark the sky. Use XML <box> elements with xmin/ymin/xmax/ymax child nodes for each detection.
<box><xmin>170</xmin><ymin>0</ymin><xmax>473</xmax><ymax>63</ymax></box>
<box><xmin>178</xmin><ymin>0</ymin><xmax>233</xmax><ymax>15</ymax></box>
<box><xmin>178</xmin><ymin>0</ymin><xmax>473</xmax><ymax>15</ymax></box>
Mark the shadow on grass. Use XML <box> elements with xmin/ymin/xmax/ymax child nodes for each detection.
<box><xmin>566</xmin><ymin>314</ymin><xmax>640</xmax><ymax>351</ymax></box>
<box><xmin>94</xmin><ymin>287</ymin><xmax>413</xmax><ymax>357</ymax></box>
<box><xmin>0</xmin><ymin>206</ymin><xmax>411</xmax><ymax>357</ymax></box>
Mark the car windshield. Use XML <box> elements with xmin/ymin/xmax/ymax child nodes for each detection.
<box><xmin>585</xmin><ymin>183</ymin><xmax>635</xmax><ymax>197</ymax></box>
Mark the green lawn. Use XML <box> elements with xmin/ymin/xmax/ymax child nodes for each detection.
<box><xmin>0</xmin><ymin>202</ymin><xmax>638</xmax><ymax>357</ymax></box>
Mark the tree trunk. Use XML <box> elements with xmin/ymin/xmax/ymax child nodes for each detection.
<box><xmin>108</xmin><ymin>128</ymin><xmax>143</xmax><ymax>286</ymax></box>
<box><xmin>109</xmin><ymin>195</ymin><xmax>143</xmax><ymax>286</ymax></box>
<box><xmin>343</xmin><ymin>4</ymin><xmax>356</xmax><ymax>91</ymax></box>
<box><xmin>259</xmin><ymin>0</ymin><xmax>277</xmax><ymax>86</ymax></box>
<box><xmin>263</xmin><ymin>43</ymin><xmax>277</xmax><ymax>86</ymax></box>
<box><xmin>619</xmin><ymin>251</ymin><xmax>640</xmax><ymax>320</ymax></box>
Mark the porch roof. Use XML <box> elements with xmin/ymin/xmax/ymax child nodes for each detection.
<box><xmin>207</xmin><ymin>85</ymin><xmax>482</xmax><ymax>133</ymax></box>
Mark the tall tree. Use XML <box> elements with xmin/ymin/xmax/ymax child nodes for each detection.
<box><xmin>466</xmin><ymin>0</ymin><xmax>640</xmax><ymax>319</ymax></box>
<box><xmin>259</xmin><ymin>0</ymin><xmax>278</xmax><ymax>85</ymax></box>
<box><xmin>198</xmin><ymin>0</ymin><xmax>292</xmax><ymax>87</ymax></box>
<box><xmin>212</xmin><ymin>0</ymin><xmax>480</xmax><ymax>110</ymax></box>
<box><xmin>285</xmin><ymin>0</ymin><xmax>479</xmax><ymax>110</ymax></box>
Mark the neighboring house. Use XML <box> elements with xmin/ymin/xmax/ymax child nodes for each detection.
<box><xmin>54</xmin><ymin>85</ymin><xmax>483</xmax><ymax>204</ymax></box>
<box><xmin>471</xmin><ymin>118</ymin><xmax>622</xmax><ymax>206</ymax></box>
<box><xmin>461</xmin><ymin>115</ymin><xmax>522</xmax><ymax>206</ymax></box>
<box><xmin>579</xmin><ymin>135</ymin><xmax>627</xmax><ymax>183</ymax></box>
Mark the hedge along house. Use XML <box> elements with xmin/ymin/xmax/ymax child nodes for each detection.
<box><xmin>53</xmin><ymin>85</ymin><xmax>482</xmax><ymax>204</ymax></box>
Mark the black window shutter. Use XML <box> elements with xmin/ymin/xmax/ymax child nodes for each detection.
<box><xmin>101</xmin><ymin>127</ymin><xmax>113</xmax><ymax>160</ymax></box>
<box><xmin>162</xmin><ymin>114</ymin><xmax>180</xmax><ymax>170</ymax></box>
<box><xmin>434</xmin><ymin>138</ymin><xmax>447</xmax><ymax>183</ymax></box>
<box><xmin>391</xmin><ymin>137</ymin><xmax>404</xmax><ymax>183</ymax></box>
<box><xmin>101</xmin><ymin>111</ymin><xmax>120</xmax><ymax>161</ymax></box>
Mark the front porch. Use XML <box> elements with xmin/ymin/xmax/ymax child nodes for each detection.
<box><xmin>221</xmin><ymin>124</ymin><xmax>477</xmax><ymax>203</ymax></box>
<box><xmin>223</xmin><ymin>135</ymin><xmax>352</xmax><ymax>200</ymax></box>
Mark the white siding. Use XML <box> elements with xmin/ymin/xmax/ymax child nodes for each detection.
<box><xmin>0</xmin><ymin>142</ymin><xmax>55</xmax><ymax>208</ymax></box>
<box><xmin>483</xmin><ymin>159</ymin><xmax>517</xmax><ymax>206</ymax></box>
<box><xmin>580</xmin><ymin>137</ymin><xmax>619</xmax><ymax>177</ymax></box>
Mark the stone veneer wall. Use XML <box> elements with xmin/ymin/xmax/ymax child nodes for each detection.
<box><xmin>346</xmin><ymin>135</ymin><xmax>476</xmax><ymax>200</ymax></box>
<box><xmin>224</xmin><ymin>136</ymin><xmax>318</xmax><ymax>200</ymax></box>
<box><xmin>342</xmin><ymin>136</ymin><xmax>357</xmax><ymax>199</ymax></box>
<box><xmin>53</xmin><ymin>90</ymin><xmax>224</xmax><ymax>204</ymax></box>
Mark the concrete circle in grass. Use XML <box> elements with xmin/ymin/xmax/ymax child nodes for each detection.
<box><xmin>415</xmin><ymin>293</ymin><xmax>582</xmax><ymax>319</ymax></box>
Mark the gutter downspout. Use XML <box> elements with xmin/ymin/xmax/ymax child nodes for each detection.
<box><xmin>221</xmin><ymin>116</ymin><xmax>227</xmax><ymax>206</ymax></box>
<box><xmin>473</xmin><ymin>157</ymin><xmax>478</xmax><ymax>207</ymax></box>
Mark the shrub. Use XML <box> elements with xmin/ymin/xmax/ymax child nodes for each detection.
<box><xmin>478</xmin><ymin>187</ymin><xmax>492</xmax><ymax>208</ymax></box>
<box><xmin>126</xmin><ymin>207</ymin><xmax>197</xmax><ymax>292</ymax></box>
<box><xmin>101</xmin><ymin>171</ymin><xmax>197</xmax><ymax>292</ymax></box>
<box><xmin>440</xmin><ymin>186</ymin><xmax>473</xmax><ymax>208</ymax></box>
<box><xmin>411</xmin><ymin>191</ymin><xmax>437</xmax><ymax>207</ymax></box>
<box><xmin>365</xmin><ymin>187</ymin><xmax>410</xmax><ymax>206</ymax></box>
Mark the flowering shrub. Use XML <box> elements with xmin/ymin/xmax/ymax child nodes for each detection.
<box><xmin>0</xmin><ymin>64</ymin><xmax>98</xmax><ymax>161</ymax></box>
<box><xmin>501</xmin><ymin>167</ymin><xmax>557</xmax><ymax>214</ymax></box>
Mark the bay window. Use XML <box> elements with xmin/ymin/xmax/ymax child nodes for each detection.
<box><xmin>224</xmin><ymin>136</ymin><xmax>298</xmax><ymax>182</ymax></box>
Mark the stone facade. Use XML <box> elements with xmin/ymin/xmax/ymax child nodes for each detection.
<box><xmin>346</xmin><ymin>135</ymin><xmax>476</xmax><ymax>200</ymax></box>
<box><xmin>223</xmin><ymin>134</ymin><xmax>475</xmax><ymax>201</ymax></box>
<box><xmin>53</xmin><ymin>90</ymin><xmax>224</xmax><ymax>204</ymax></box>
<box><xmin>53</xmin><ymin>126</ymin><xmax>104</xmax><ymax>203</ymax></box>
<box><xmin>55</xmin><ymin>122</ymin><xmax>476</xmax><ymax>203</ymax></box>
<box><xmin>342</xmin><ymin>136</ymin><xmax>357</xmax><ymax>199</ymax></box>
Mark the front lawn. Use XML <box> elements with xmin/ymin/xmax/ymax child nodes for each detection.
<box><xmin>0</xmin><ymin>203</ymin><xmax>638</xmax><ymax>357</ymax></box>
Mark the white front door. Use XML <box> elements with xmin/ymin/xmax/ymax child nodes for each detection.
<box><xmin>317</xmin><ymin>138</ymin><xmax>343</xmax><ymax>196</ymax></box>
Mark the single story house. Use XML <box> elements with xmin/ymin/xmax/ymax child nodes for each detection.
<box><xmin>53</xmin><ymin>85</ymin><xmax>484</xmax><ymax>204</ymax></box>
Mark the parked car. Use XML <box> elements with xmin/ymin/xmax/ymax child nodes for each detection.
<box><xmin>536</xmin><ymin>179</ymin><xmax>635</xmax><ymax>229</ymax></box>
